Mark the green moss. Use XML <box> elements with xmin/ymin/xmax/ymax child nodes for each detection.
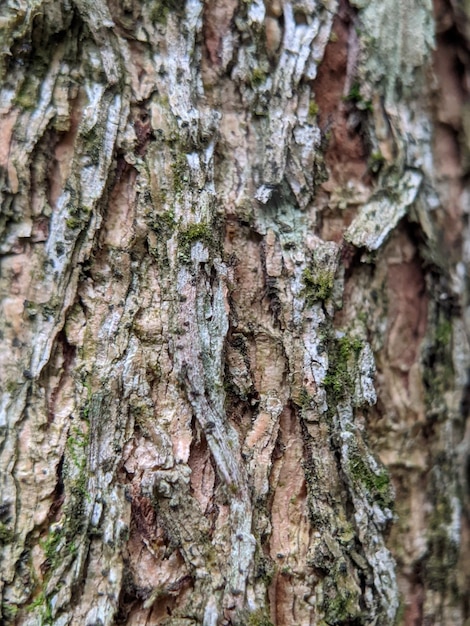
<box><xmin>435</xmin><ymin>318</ymin><xmax>452</xmax><ymax>346</ymax></box>
<box><xmin>0</xmin><ymin>522</ymin><xmax>14</xmax><ymax>545</ymax></box>
<box><xmin>344</xmin><ymin>82</ymin><xmax>361</xmax><ymax>102</ymax></box>
<box><xmin>5</xmin><ymin>380</ymin><xmax>18</xmax><ymax>394</ymax></box>
<box><xmin>323</xmin><ymin>334</ymin><xmax>363</xmax><ymax>402</ymax></box>
<box><xmin>337</xmin><ymin>522</ymin><xmax>355</xmax><ymax>546</ymax></box>
<box><xmin>178</xmin><ymin>222</ymin><xmax>214</xmax><ymax>262</ymax></box>
<box><xmin>343</xmin><ymin>81</ymin><xmax>373</xmax><ymax>111</ymax></box>
<box><xmin>250</xmin><ymin>67</ymin><xmax>267</xmax><ymax>87</ymax></box>
<box><xmin>425</xmin><ymin>496</ymin><xmax>459</xmax><ymax>591</ymax></box>
<box><xmin>323</xmin><ymin>587</ymin><xmax>360</xmax><ymax>624</ymax></box>
<box><xmin>393</xmin><ymin>600</ymin><xmax>405</xmax><ymax>626</ymax></box>
<box><xmin>27</xmin><ymin>591</ymin><xmax>53</xmax><ymax>625</ymax></box>
<box><xmin>308</xmin><ymin>100</ymin><xmax>319</xmax><ymax>117</ymax></box>
<box><xmin>147</xmin><ymin>208</ymin><xmax>177</xmax><ymax>262</ymax></box>
<box><xmin>302</xmin><ymin>268</ymin><xmax>335</xmax><ymax>305</ymax></box>
<box><xmin>150</xmin><ymin>0</ymin><xmax>186</xmax><ymax>24</ymax></box>
<box><xmin>14</xmin><ymin>79</ymin><xmax>39</xmax><ymax>110</ymax></box>
<box><xmin>295</xmin><ymin>386</ymin><xmax>314</xmax><ymax>410</ymax></box>
<box><xmin>247</xmin><ymin>609</ymin><xmax>274</xmax><ymax>626</ymax></box>
<box><xmin>81</xmin><ymin>125</ymin><xmax>105</xmax><ymax>165</ymax></box>
<box><xmin>79</xmin><ymin>380</ymin><xmax>93</xmax><ymax>421</ymax></box>
<box><xmin>65</xmin><ymin>216</ymin><xmax>81</xmax><ymax>229</ymax></box>
<box><xmin>36</xmin><ymin>417</ymin><xmax>90</xmax><ymax>578</ymax></box>
<box><xmin>171</xmin><ymin>152</ymin><xmax>189</xmax><ymax>194</ymax></box>
<box><xmin>368</xmin><ymin>151</ymin><xmax>385</xmax><ymax>173</ymax></box>
<box><xmin>149</xmin><ymin>209</ymin><xmax>176</xmax><ymax>239</ymax></box>
<box><xmin>1</xmin><ymin>602</ymin><xmax>19</xmax><ymax>621</ymax></box>
<box><xmin>13</xmin><ymin>49</ymin><xmax>50</xmax><ymax>111</ymax></box>
<box><xmin>66</xmin><ymin>424</ymin><xmax>89</xmax><ymax>472</ymax></box>
<box><xmin>65</xmin><ymin>205</ymin><xmax>91</xmax><ymax>231</ymax></box>
<box><xmin>348</xmin><ymin>453</ymin><xmax>393</xmax><ymax>509</ymax></box>
<box><xmin>254</xmin><ymin>551</ymin><xmax>275</xmax><ymax>586</ymax></box>
<box><xmin>40</xmin><ymin>526</ymin><xmax>64</xmax><ymax>566</ymax></box>
<box><xmin>422</xmin><ymin>307</ymin><xmax>454</xmax><ymax>418</ymax></box>
<box><xmin>87</xmin><ymin>143</ymin><xmax>101</xmax><ymax>165</ymax></box>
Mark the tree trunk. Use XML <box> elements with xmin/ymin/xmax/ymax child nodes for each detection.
<box><xmin>1</xmin><ymin>0</ymin><xmax>469</xmax><ymax>624</ymax></box>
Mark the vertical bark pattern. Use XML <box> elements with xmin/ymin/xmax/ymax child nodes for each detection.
<box><xmin>0</xmin><ymin>0</ymin><xmax>469</xmax><ymax>624</ymax></box>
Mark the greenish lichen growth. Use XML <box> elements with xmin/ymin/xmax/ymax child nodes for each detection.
<box><xmin>323</xmin><ymin>334</ymin><xmax>363</xmax><ymax>402</ymax></box>
<box><xmin>65</xmin><ymin>205</ymin><xmax>91</xmax><ymax>232</ymax></box>
<box><xmin>82</xmin><ymin>124</ymin><xmax>105</xmax><ymax>166</ymax></box>
<box><xmin>13</xmin><ymin>48</ymin><xmax>50</xmax><ymax>111</ymax></box>
<box><xmin>343</xmin><ymin>81</ymin><xmax>373</xmax><ymax>111</ymax></box>
<box><xmin>150</xmin><ymin>0</ymin><xmax>186</xmax><ymax>24</ymax></box>
<box><xmin>66</xmin><ymin>423</ymin><xmax>89</xmax><ymax>491</ymax></box>
<box><xmin>171</xmin><ymin>152</ymin><xmax>189</xmax><ymax>194</ymax></box>
<box><xmin>1</xmin><ymin>602</ymin><xmax>19</xmax><ymax>622</ymax></box>
<box><xmin>146</xmin><ymin>208</ymin><xmax>177</xmax><ymax>263</ymax></box>
<box><xmin>79</xmin><ymin>379</ymin><xmax>93</xmax><ymax>421</ymax></box>
<box><xmin>0</xmin><ymin>522</ymin><xmax>14</xmax><ymax>545</ymax></box>
<box><xmin>308</xmin><ymin>100</ymin><xmax>319</xmax><ymax>117</ymax></box>
<box><xmin>149</xmin><ymin>209</ymin><xmax>176</xmax><ymax>239</ymax></box>
<box><xmin>42</xmin><ymin>396</ymin><xmax>91</xmax><ymax>570</ymax></box>
<box><xmin>348</xmin><ymin>452</ymin><xmax>393</xmax><ymax>509</ymax></box>
<box><xmin>14</xmin><ymin>78</ymin><xmax>40</xmax><ymax>110</ymax></box>
<box><xmin>320</xmin><ymin>570</ymin><xmax>362</xmax><ymax>625</ymax></box>
<box><xmin>253</xmin><ymin>547</ymin><xmax>275</xmax><ymax>586</ymax></box>
<box><xmin>250</xmin><ymin>67</ymin><xmax>267</xmax><ymax>88</ymax></box>
<box><xmin>435</xmin><ymin>317</ymin><xmax>452</xmax><ymax>347</ymax></box>
<box><xmin>295</xmin><ymin>386</ymin><xmax>314</xmax><ymax>411</ymax></box>
<box><xmin>368</xmin><ymin>150</ymin><xmax>385</xmax><ymax>173</ymax></box>
<box><xmin>302</xmin><ymin>268</ymin><xmax>335</xmax><ymax>305</ymax></box>
<box><xmin>425</xmin><ymin>495</ymin><xmax>459</xmax><ymax>592</ymax></box>
<box><xmin>422</xmin><ymin>307</ymin><xmax>454</xmax><ymax>418</ymax></box>
<box><xmin>178</xmin><ymin>222</ymin><xmax>215</xmax><ymax>262</ymax></box>
<box><xmin>323</xmin><ymin>588</ymin><xmax>360</xmax><ymax>624</ymax></box>
<box><xmin>27</xmin><ymin>592</ymin><xmax>53</xmax><ymax>625</ymax></box>
<box><xmin>29</xmin><ymin>408</ymin><xmax>92</xmax><ymax>623</ymax></box>
<box><xmin>246</xmin><ymin>608</ymin><xmax>274</xmax><ymax>626</ymax></box>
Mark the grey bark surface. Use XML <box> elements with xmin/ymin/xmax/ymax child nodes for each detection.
<box><xmin>0</xmin><ymin>0</ymin><xmax>469</xmax><ymax>624</ymax></box>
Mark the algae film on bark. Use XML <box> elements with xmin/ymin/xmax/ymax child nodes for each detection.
<box><xmin>0</xmin><ymin>0</ymin><xmax>470</xmax><ymax>625</ymax></box>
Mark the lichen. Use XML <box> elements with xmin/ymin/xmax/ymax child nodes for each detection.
<box><xmin>351</xmin><ymin>0</ymin><xmax>434</xmax><ymax>101</ymax></box>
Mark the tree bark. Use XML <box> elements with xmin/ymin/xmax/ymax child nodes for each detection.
<box><xmin>1</xmin><ymin>0</ymin><xmax>469</xmax><ymax>624</ymax></box>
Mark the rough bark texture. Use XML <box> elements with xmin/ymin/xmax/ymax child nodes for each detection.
<box><xmin>1</xmin><ymin>0</ymin><xmax>470</xmax><ymax>624</ymax></box>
